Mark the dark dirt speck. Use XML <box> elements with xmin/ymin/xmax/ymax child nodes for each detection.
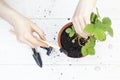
<box><xmin>67</xmin><ymin>18</ymin><xmax>70</xmax><ymax>20</ymax></box>
<box><xmin>60</xmin><ymin>73</ymin><xmax>63</xmax><ymax>75</ymax></box>
<box><xmin>53</xmin><ymin>37</ymin><xmax>56</xmax><ymax>40</ymax></box>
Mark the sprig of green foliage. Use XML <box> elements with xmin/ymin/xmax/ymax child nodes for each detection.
<box><xmin>65</xmin><ymin>26</ymin><xmax>81</xmax><ymax>44</ymax></box>
<box><xmin>82</xmin><ymin>36</ymin><xmax>95</xmax><ymax>56</ymax></box>
<box><xmin>82</xmin><ymin>11</ymin><xmax>113</xmax><ymax>56</ymax></box>
<box><xmin>65</xmin><ymin>26</ymin><xmax>75</xmax><ymax>38</ymax></box>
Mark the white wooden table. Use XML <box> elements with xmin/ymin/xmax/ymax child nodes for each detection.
<box><xmin>0</xmin><ymin>0</ymin><xmax>120</xmax><ymax>80</ymax></box>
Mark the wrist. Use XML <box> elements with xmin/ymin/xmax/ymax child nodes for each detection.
<box><xmin>0</xmin><ymin>1</ymin><xmax>25</xmax><ymax>27</ymax></box>
<box><xmin>8</xmin><ymin>11</ymin><xmax>25</xmax><ymax>27</ymax></box>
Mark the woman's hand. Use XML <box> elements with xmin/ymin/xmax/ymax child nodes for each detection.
<box><xmin>13</xmin><ymin>17</ymin><xmax>48</xmax><ymax>48</ymax></box>
<box><xmin>0</xmin><ymin>0</ymin><xmax>48</xmax><ymax>48</ymax></box>
<box><xmin>72</xmin><ymin>0</ymin><xmax>96</xmax><ymax>39</ymax></box>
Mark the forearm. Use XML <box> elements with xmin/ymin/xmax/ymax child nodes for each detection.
<box><xmin>78</xmin><ymin>0</ymin><xmax>97</xmax><ymax>11</ymax></box>
<box><xmin>72</xmin><ymin>0</ymin><xmax>97</xmax><ymax>38</ymax></box>
<box><xmin>0</xmin><ymin>0</ymin><xmax>23</xmax><ymax>27</ymax></box>
<box><xmin>79</xmin><ymin>0</ymin><xmax>96</xmax><ymax>6</ymax></box>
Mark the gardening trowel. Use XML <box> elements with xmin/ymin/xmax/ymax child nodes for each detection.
<box><xmin>10</xmin><ymin>30</ymin><xmax>67</xmax><ymax>67</ymax></box>
<box><xmin>32</xmin><ymin>48</ymin><xmax>42</xmax><ymax>67</ymax></box>
<box><xmin>41</xmin><ymin>41</ymin><xmax>68</xmax><ymax>54</ymax></box>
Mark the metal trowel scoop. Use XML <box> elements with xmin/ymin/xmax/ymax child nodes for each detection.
<box><xmin>32</xmin><ymin>48</ymin><xmax>42</xmax><ymax>67</ymax></box>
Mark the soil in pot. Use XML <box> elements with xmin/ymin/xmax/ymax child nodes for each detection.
<box><xmin>58</xmin><ymin>22</ymin><xmax>87</xmax><ymax>58</ymax></box>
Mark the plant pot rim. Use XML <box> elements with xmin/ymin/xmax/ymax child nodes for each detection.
<box><xmin>58</xmin><ymin>22</ymin><xmax>73</xmax><ymax>48</ymax></box>
<box><xmin>58</xmin><ymin>22</ymin><xmax>85</xmax><ymax>58</ymax></box>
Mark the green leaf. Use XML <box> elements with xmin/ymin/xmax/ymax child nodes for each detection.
<box><xmin>106</xmin><ymin>26</ymin><xmax>113</xmax><ymax>37</ymax></box>
<box><xmin>95</xmin><ymin>21</ymin><xmax>113</xmax><ymax>36</ymax></box>
<box><xmin>96</xmin><ymin>7</ymin><xmax>100</xmax><ymax>18</ymax></box>
<box><xmin>95</xmin><ymin>21</ymin><xmax>106</xmax><ymax>31</ymax></box>
<box><xmin>90</xmin><ymin>12</ymin><xmax>98</xmax><ymax>24</ymax></box>
<box><xmin>102</xmin><ymin>17</ymin><xmax>112</xmax><ymax>25</ymax></box>
<box><xmin>65</xmin><ymin>28</ymin><xmax>72</xmax><ymax>33</ymax></box>
<box><xmin>95</xmin><ymin>23</ymin><xmax>101</xmax><ymax>29</ymax></box>
<box><xmin>81</xmin><ymin>36</ymin><xmax>96</xmax><ymax>56</ymax></box>
<box><xmin>102</xmin><ymin>23</ymin><xmax>113</xmax><ymax>37</ymax></box>
<box><xmin>94</xmin><ymin>28</ymin><xmax>106</xmax><ymax>41</ymax></box>
<box><xmin>85</xmin><ymin>39</ymin><xmax>94</xmax><ymax>48</ymax></box>
<box><xmin>71</xmin><ymin>26</ymin><xmax>75</xmax><ymax>31</ymax></box>
<box><xmin>81</xmin><ymin>46</ymin><xmax>88</xmax><ymax>56</ymax></box>
<box><xmin>84</xmin><ymin>24</ymin><xmax>95</xmax><ymax>34</ymax></box>
<box><xmin>88</xmin><ymin>48</ymin><xmax>95</xmax><ymax>55</ymax></box>
<box><xmin>90</xmin><ymin>12</ymin><xmax>94</xmax><ymax>23</ymax></box>
<box><xmin>69</xmin><ymin>31</ymin><xmax>75</xmax><ymax>37</ymax></box>
<box><xmin>89</xmin><ymin>36</ymin><xmax>96</xmax><ymax>42</ymax></box>
<box><xmin>86</xmin><ymin>41</ymin><xmax>95</xmax><ymax>48</ymax></box>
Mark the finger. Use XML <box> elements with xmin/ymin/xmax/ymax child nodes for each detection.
<box><xmin>83</xmin><ymin>16</ymin><xmax>91</xmax><ymax>36</ymax></box>
<box><xmin>31</xmin><ymin>24</ymin><xmax>46</xmax><ymax>40</ymax></box>
<box><xmin>84</xmin><ymin>16</ymin><xmax>90</xmax><ymax>25</ymax></box>
<box><xmin>79</xmin><ymin>17</ymin><xmax>91</xmax><ymax>36</ymax></box>
<box><xmin>78</xmin><ymin>17</ymin><xmax>85</xmax><ymax>30</ymax></box>
<box><xmin>16</xmin><ymin>35</ymin><xmax>36</xmax><ymax>48</ymax></box>
<box><xmin>25</xmin><ymin>34</ymin><xmax>48</xmax><ymax>47</ymax></box>
<box><xmin>72</xmin><ymin>18</ymin><xmax>88</xmax><ymax>39</ymax></box>
<box><xmin>22</xmin><ymin>39</ymin><xmax>36</xmax><ymax>48</ymax></box>
<box><xmin>33</xmin><ymin>35</ymin><xmax>49</xmax><ymax>47</ymax></box>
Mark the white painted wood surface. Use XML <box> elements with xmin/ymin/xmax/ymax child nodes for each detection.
<box><xmin>0</xmin><ymin>0</ymin><xmax>120</xmax><ymax>80</ymax></box>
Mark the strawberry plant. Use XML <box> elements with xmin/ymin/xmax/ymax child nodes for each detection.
<box><xmin>65</xmin><ymin>9</ymin><xmax>113</xmax><ymax>57</ymax></box>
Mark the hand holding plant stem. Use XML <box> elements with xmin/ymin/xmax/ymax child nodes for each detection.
<box><xmin>72</xmin><ymin>0</ymin><xmax>97</xmax><ymax>39</ymax></box>
<box><xmin>66</xmin><ymin>9</ymin><xmax>113</xmax><ymax>57</ymax></box>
